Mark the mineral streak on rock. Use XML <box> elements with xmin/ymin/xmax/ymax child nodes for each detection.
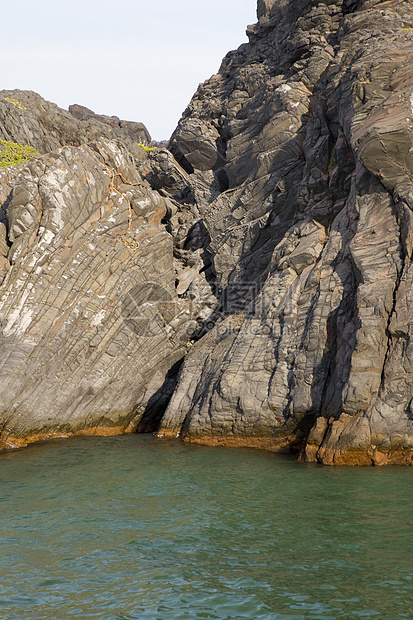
<box><xmin>2</xmin><ymin>0</ymin><xmax>413</xmax><ymax>464</ymax></box>
<box><xmin>158</xmin><ymin>0</ymin><xmax>413</xmax><ymax>465</ymax></box>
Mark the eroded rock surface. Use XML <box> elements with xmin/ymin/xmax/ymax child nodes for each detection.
<box><xmin>0</xmin><ymin>90</ymin><xmax>151</xmax><ymax>159</ymax></box>
<box><xmin>158</xmin><ymin>0</ymin><xmax>413</xmax><ymax>465</ymax></box>
<box><xmin>0</xmin><ymin>93</ymin><xmax>214</xmax><ymax>448</ymax></box>
<box><xmin>2</xmin><ymin>1</ymin><xmax>413</xmax><ymax>465</ymax></box>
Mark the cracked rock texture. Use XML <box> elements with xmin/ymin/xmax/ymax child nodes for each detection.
<box><xmin>0</xmin><ymin>91</ymin><xmax>214</xmax><ymax>448</ymax></box>
<box><xmin>2</xmin><ymin>0</ymin><xmax>413</xmax><ymax>465</ymax></box>
<box><xmin>159</xmin><ymin>0</ymin><xmax>413</xmax><ymax>465</ymax></box>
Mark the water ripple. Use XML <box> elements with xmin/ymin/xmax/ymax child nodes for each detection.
<box><xmin>0</xmin><ymin>435</ymin><xmax>413</xmax><ymax>619</ymax></box>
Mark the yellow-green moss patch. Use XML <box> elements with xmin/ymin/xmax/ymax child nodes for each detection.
<box><xmin>0</xmin><ymin>140</ymin><xmax>39</xmax><ymax>169</ymax></box>
<box><xmin>138</xmin><ymin>142</ymin><xmax>157</xmax><ymax>157</ymax></box>
<box><xmin>3</xmin><ymin>97</ymin><xmax>27</xmax><ymax>110</ymax></box>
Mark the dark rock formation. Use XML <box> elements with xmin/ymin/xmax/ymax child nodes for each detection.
<box><xmin>158</xmin><ymin>0</ymin><xmax>413</xmax><ymax>465</ymax></box>
<box><xmin>2</xmin><ymin>0</ymin><xmax>413</xmax><ymax>465</ymax></box>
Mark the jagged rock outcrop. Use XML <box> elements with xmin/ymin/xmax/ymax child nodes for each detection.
<box><xmin>2</xmin><ymin>0</ymin><xmax>413</xmax><ymax>465</ymax></box>
<box><xmin>0</xmin><ymin>92</ymin><xmax>215</xmax><ymax>448</ymax></box>
<box><xmin>158</xmin><ymin>0</ymin><xmax>413</xmax><ymax>465</ymax></box>
<box><xmin>0</xmin><ymin>90</ymin><xmax>151</xmax><ymax>158</ymax></box>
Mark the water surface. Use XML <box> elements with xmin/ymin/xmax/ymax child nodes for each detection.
<box><xmin>1</xmin><ymin>435</ymin><xmax>412</xmax><ymax>619</ymax></box>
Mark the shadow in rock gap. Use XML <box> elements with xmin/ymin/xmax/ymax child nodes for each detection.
<box><xmin>136</xmin><ymin>358</ymin><xmax>185</xmax><ymax>434</ymax></box>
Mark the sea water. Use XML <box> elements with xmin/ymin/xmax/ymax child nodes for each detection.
<box><xmin>0</xmin><ymin>435</ymin><xmax>412</xmax><ymax>619</ymax></box>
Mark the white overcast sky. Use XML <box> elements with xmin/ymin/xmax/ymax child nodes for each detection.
<box><xmin>1</xmin><ymin>0</ymin><xmax>257</xmax><ymax>141</ymax></box>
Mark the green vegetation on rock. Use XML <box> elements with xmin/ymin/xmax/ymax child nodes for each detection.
<box><xmin>138</xmin><ymin>142</ymin><xmax>157</xmax><ymax>157</ymax></box>
<box><xmin>0</xmin><ymin>140</ymin><xmax>39</xmax><ymax>169</ymax></box>
<box><xmin>3</xmin><ymin>97</ymin><xmax>27</xmax><ymax>110</ymax></box>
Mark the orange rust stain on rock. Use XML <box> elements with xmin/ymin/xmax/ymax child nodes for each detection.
<box><xmin>301</xmin><ymin>445</ymin><xmax>413</xmax><ymax>466</ymax></box>
<box><xmin>158</xmin><ymin>430</ymin><xmax>292</xmax><ymax>453</ymax></box>
<box><xmin>0</xmin><ymin>424</ymin><xmax>139</xmax><ymax>452</ymax></box>
<box><xmin>2</xmin><ymin>427</ymin><xmax>413</xmax><ymax>466</ymax></box>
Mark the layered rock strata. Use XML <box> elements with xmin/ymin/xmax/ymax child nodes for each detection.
<box><xmin>158</xmin><ymin>0</ymin><xmax>413</xmax><ymax>465</ymax></box>
<box><xmin>2</xmin><ymin>0</ymin><xmax>413</xmax><ymax>465</ymax></box>
<box><xmin>0</xmin><ymin>92</ymin><xmax>215</xmax><ymax>449</ymax></box>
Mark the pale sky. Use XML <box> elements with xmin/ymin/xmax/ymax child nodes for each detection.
<box><xmin>1</xmin><ymin>1</ymin><xmax>257</xmax><ymax>141</ymax></box>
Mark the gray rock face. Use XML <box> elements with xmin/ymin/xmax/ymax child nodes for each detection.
<box><xmin>2</xmin><ymin>1</ymin><xmax>413</xmax><ymax>465</ymax></box>
<box><xmin>159</xmin><ymin>0</ymin><xmax>413</xmax><ymax>465</ymax></box>
<box><xmin>0</xmin><ymin>90</ymin><xmax>151</xmax><ymax>159</ymax></box>
<box><xmin>0</xmin><ymin>92</ymin><xmax>214</xmax><ymax>448</ymax></box>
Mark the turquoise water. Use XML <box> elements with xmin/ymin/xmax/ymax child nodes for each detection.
<box><xmin>0</xmin><ymin>435</ymin><xmax>413</xmax><ymax>619</ymax></box>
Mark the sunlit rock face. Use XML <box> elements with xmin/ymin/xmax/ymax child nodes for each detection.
<box><xmin>159</xmin><ymin>0</ymin><xmax>413</xmax><ymax>465</ymax></box>
<box><xmin>2</xmin><ymin>0</ymin><xmax>413</xmax><ymax>466</ymax></box>
<box><xmin>0</xmin><ymin>92</ymin><xmax>214</xmax><ymax>448</ymax></box>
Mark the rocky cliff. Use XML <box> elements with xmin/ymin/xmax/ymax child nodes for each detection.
<box><xmin>0</xmin><ymin>91</ymin><xmax>215</xmax><ymax>448</ymax></box>
<box><xmin>159</xmin><ymin>0</ymin><xmax>413</xmax><ymax>465</ymax></box>
<box><xmin>1</xmin><ymin>0</ymin><xmax>413</xmax><ymax>464</ymax></box>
